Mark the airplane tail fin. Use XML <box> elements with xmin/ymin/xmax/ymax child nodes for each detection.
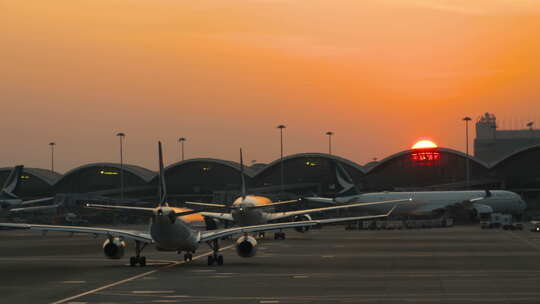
<box><xmin>334</xmin><ymin>162</ymin><xmax>361</xmax><ymax>197</ymax></box>
<box><xmin>157</xmin><ymin>142</ymin><xmax>168</xmax><ymax>207</ymax></box>
<box><xmin>1</xmin><ymin>165</ymin><xmax>23</xmax><ymax>199</ymax></box>
<box><xmin>239</xmin><ymin>148</ymin><xmax>247</xmax><ymax>199</ymax></box>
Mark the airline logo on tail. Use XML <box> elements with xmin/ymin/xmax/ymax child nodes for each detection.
<box><xmin>1</xmin><ymin>165</ymin><xmax>23</xmax><ymax>199</ymax></box>
<box><xmin>334</xmin><ymin>162</ymin><xmax>361</xmax><ymax>198</ymax></box>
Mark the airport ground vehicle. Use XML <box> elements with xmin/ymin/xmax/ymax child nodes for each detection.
<box><xmin>344</xmin><ymin>217</ymin><xmax>453</xmax><ymax>230</ymax></box>
<box><xmin>481</xmin><ymin>213</ymin><xmax>523</xmax><ymax>230</ymax></box>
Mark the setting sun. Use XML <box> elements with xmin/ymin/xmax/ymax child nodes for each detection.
<box><xmin>412</xmin><ymin>140</ymin><xmax>438</xmax><ymax>149</ymax></box>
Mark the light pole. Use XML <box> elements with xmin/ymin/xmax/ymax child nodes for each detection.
<box><xmin>49</xmin><ymin>142</ymin><xmax>56</xmax><ymax>172</ymax></box>
<box><xmin>116</xmin><ymin>132</ymin><xmax>125</xmax><ymax>201</ymax></box>
<box><xmin>277</xmin><ymin>124</ymin><xmax>286</xmax><ymax>195</ymax></box>
<box><xmin>463</xmin><ymin>117</ymin><xmax>471</xmax><ymax>188</ymax></box>
<box><xmin>326</xmin><ymin>131</ymin><xmax>334</xmax><ymax>155</ymax></box>
<box><xmin>178</xmin><ymin>137</ymin><xmax>186</xmax><ymax>161</ymax></box>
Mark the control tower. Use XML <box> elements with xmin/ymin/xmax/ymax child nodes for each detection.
<box><xmin>474</xmin><ymin>113</ymin><xmax>540</xmax><ymax>163</ymax></box>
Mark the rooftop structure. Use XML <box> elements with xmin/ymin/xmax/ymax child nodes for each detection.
<box><xmin>474</xmin><ymin>113</ymin><xmax>540</xmax><ymax>163</ymax></box>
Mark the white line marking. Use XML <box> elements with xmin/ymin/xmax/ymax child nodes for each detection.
<box><xmin>293</xmin><ymin>275</ymin><xmax>309</xmax><ymax>279</ymax></box>
<box><xmin>190</xmin><ymin>269</ymin><xmax>216</xmax><ymax>273</ymax></box>
<box><xmin>132</xmin><ymin>290</ymin><xmax>175</xmax><ymax>294</ymax></box>
<box><xmin>50</xmin><ymin>244</ymin><xmax>234</xmax><ymax>304</ymax></box>
<box><xmin>506</xmin><ymin>231</ymin><xmax>540</xmax><ymax>252</ymax></box>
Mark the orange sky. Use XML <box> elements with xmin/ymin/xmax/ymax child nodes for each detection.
<box><xmin>1</xmin><ymin>0</ymin><xmax>540</xmax><ymax>171</ymax></box>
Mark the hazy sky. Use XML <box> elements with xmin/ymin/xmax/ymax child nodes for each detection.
<box><xmin>2</xmin><ymin>0</ymin><xmax>540</xmax><ymax>172</ymax></box>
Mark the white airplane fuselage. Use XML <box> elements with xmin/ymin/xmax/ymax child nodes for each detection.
<box><xmin>230</xmin><ymin>195</ymin><xmax>274</xmax><ymax>226</ymax></box>
<box><xmin>335</xmin><ymin>190</ymin><xmax>526</xmax><ymax>216</ymax></box>
<box><xmin>149</xmin><ymin>207</ymin><xmax>205</xmax><ymax>252</ymax></box>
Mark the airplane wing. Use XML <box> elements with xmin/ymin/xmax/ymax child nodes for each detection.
<box><xmin>302</xmin><ymin>197</ymin><xmax>338</xmax><ymax>205</ymax></box>
<box><xmin>185</xmin><ymin>200</ymin><xmax>299</xmax><ymax>210</ymax></box>
<box><xmin>9</xmin><ymin>204</ymin><xmax>62</xmax><ymax>213</ymax></box>
<box><xmin>0</xmin><ymin>223</ymin><xmax>153</xmax><ymax>243</ymax></box>
<box><xmin>200</xmin><ymin>211</ymin><xmax>234</xmax><ymax>222</ymax></box>
<box><xmin>86</xmin><ymin>204</ymin><xmax>204</xmax><ymax>218</ymax></box>
<box><xmin>247</xmin><ymin>199</ymin><xmax>300</xmax><ymax>210</ymax></box>
<box><xmin>266</xmin><ymin>198</ymin><xmax>410</xmax><ymax>221</ymax></box>
<box><xmin>184</xmin><ymin>202</ymin><xmax>230</xmax><ymax>209</ymax></box>
<box><xmin>85</xmin><ymin>204</ymin><xmax>157</xmax><ymax>217</ymax></box>
<box><xmin>199</xmin><ymin>206</ymin><xmax>396</xmax><ymax>243</ymax></box>
<box><xmin>20</xmin><ymin>197</ymin><xmax>56</xmax><ymax>206</ymax></box>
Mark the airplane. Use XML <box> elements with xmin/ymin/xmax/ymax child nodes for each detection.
<box><xmin>0</xmin><ymin>166</ymin><xmax>55</xmax><ymax>214</ymax></box>
<box><xmin>184</xmin><ymin>149</ymin><xmax>408</xmax><ymax>239</ymax></box>
<box><xmin>0</xmin><ymin>142</ymin><xmax>397</xmax><ymax>267</ymax></box>
<box><xmin>305</xmin><ymin>162</ymin><xmax>527</xmax><ymax>220</ymax></box>
<box><xmin>9</xmin><ymin>192</ymin><xmax>154</xmax><ymax>224</ymax></box>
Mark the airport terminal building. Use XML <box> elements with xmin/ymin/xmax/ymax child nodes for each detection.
<box><xmin>2</xmin><ymin>113</ymin><xmax>539</xmax><ymax>214</ymax></box>
<box><xmin>474</xmin><ymin>113</ymin><xmax>540</xmax><ymax>163</ymax></box>
<box><xmin>2</xmin><ymin>145</ymin><xmax>540</xmax><ymax>213</ymax></box>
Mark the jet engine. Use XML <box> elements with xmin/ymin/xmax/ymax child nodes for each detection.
<box><xmin>235</xmin><ymin>235</ymin><xmax>258</xmax><ymax>258</ymax></box>
<box><xmin>102</xmin><ymin>237</ymin><xmax>126</xmax><ymax>259</ymax></box>
<box><xmin>294</xmin><ymin>214</ymin><xmax>312</xmax><ymax>233</ymax></box>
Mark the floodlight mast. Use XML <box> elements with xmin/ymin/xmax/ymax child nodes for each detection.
<box><xmin>463</xmin><ymin>117</ymin><xmax>472</xmax><ymax>188</ymax></box>
<box><xmin>178</xmin><ymin>137</ymin><xmax>186</xmax><ymax>161</ymax></box>
<box><xmin>277</xmin><ymin>124</ymin><xmax>286</xmax><ymax>196</ymax></box>
<box><xmin>116</xmin><ymin>132</ymin><xmax>126</xmax><ymax>201</ymax></box>
<box><xmin>326</xmin><ymin>131</ymin><xmax>334</xmax><ymax>155</ymax></box>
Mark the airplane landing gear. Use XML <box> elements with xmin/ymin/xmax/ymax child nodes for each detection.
<box><xmin>258</xmin><ymin>232</ymin><xmax>265</xmax><ymax>238</ymax></box>
<box><xmin>184</xmin><ymin>253</ymin><xmax>193</xmax><ymax>262</ymax></box>
<box><xmin>274</xmin><ymin>231</ymin><xmax>286</xmax><ymax>240</ymax></box>
<box><xmin>207</xmin><ymin>239</ymin><xmax>224</xmax><ymax>266</ymax></box>
<box><xmin>130</xmin><ymin>241</ymin><xmax>147</xmax><ymax>267</ymax></box>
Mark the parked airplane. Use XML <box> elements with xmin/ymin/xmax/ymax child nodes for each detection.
<box><xmin>0</xmin><ymin>142</ymin><xmax>397</xmax><ymax>267</ymax></box>
<box><xmin>0</xmin><ymin>166</ymin><xmax>54</xmax><ymax>214</ymax></box>
<box><xmin>306</xmin><ymin>162</ymin><xmax>527</xmax><ymax>219</ymax></box>
<box><xmin>184</xmin><ymin>149</ymin><xmax>408</xmax><ymax>239</ymax></box>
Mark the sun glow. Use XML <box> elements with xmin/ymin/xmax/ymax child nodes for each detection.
<box><xmin>412</xmin><ymin>140</ymin><xmax>438</xmax><ymax>149</ymax></box>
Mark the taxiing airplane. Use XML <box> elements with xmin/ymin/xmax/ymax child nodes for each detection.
<box><xmin>0</xmin><ymin>142</ymin><xmax>396</xmax><ymax>267</ymax></box>
<box><xmin>184</xmin><ymin>149</ymin><xmax>408</xmax><ymax>239</ymax></box>
<box><xmin>306</xmin><ymin>162</ymin><xmax>527</xmax><ymax>219</ymax></box>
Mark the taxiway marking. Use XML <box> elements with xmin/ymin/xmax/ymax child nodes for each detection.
<box><xmin>50</xmin><ymin>244</ymin><xmax>234</xmax><ymax>304</ymax></box>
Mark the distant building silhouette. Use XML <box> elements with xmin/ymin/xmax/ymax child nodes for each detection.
<box><xmin>474</xmin><ymin>112</ymin><xmax>540</xmax><ymax>163</ymax></box>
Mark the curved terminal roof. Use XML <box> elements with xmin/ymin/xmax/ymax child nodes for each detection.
<box><xmin>59</xmin><ymin>163</ymin><xmax>156</xmax><ymax>183</ymax></box>
<box><xmin>256</xmin><ymin>152</ymin><xmax>365</xmax><ymax>176</ymax></box>
<box><xmin>164</xmin><ymin>158</ymin><xmax>257</xmax><ymax>178</ymax></box>
<box><xmin>490</xmin><ymin>144</ymin><xmax>540</xmax><ymax>169</ymax></box>
<box><xmin>249</xmin><ymin>163</ymin><xmax>268</xmax><ymax>174</ymax></box>
<box><xmin>0</xmin><ymin>167</ymin><xmax>62</xmax><ymax>185</ymax></box>
<box><xmin>366</xmin><ymin>147</ymin><xmax>490</xmax><ymax>173</ymax></box>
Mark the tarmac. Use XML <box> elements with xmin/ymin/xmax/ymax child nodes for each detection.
<box><xmin>2</xmin><ymin>225</ymin><xmax>540</xmax><ymax>304</ymax></box>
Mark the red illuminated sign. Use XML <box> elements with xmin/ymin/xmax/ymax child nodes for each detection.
<box><xmin>410</xmin><ymin>149</ymin><xmax>440</xmax><ymax>166</ymax></box>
